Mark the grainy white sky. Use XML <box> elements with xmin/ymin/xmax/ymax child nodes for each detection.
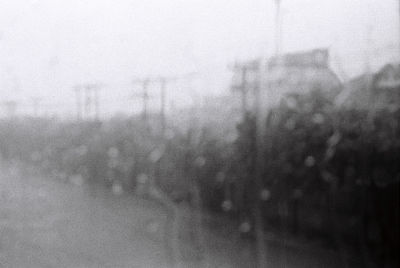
<box><xmin>0</xmin><ymin>0</ymin><xmax>398</xmax><ymax>116</ymax></box>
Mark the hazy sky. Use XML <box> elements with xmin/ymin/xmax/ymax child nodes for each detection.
<box><xmin>0</xmin><ymin>0</ymin><xmax>398</xmax><ymax>116</ymax></box>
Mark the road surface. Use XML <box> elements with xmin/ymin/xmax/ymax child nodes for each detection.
<box><xmin>0</xmin><ymin>163</ymin><xmax>346</xmax><ymax>267</ymax></box>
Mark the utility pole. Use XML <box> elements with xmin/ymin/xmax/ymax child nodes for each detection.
<box><xmin>241</xmin><ymin>68</ymin><xmax>249</xmax><ymax>113</ymax></box>
<box><xmin>159</xmin><ymin>77</ymin><xmax>167</xmax><ymax>135</ymax></box>
<box><xmin>157</xmin><ymin>76</ymin><xmax>180</xmax><ymax>135</ymax></box>
<box><xmin>84</xmin><ymin>86</ymin><xmax>92</xmax><ymax>119</ymax></box>
<box><xmin>249</xmin><ymin>0</ymin><xmax>286</xmax><ymax>266</ymax></box>
<box><xmin>132</xmin><ymin>73</ymin><xmax>197</xmax><ymax>133</ymax></box>
<box><xmin>232</xmin><ymin>63</ymin><xmax>249</xmax><ymax>115</ymax></box>
<box><xmin>363</xmin><ymin>24</ymin><xmax>374</xmax><ymax>109</ymax></box>
<box><xmin>142</xmin><ymin>80</ymin><xmax>149</xmax><ymax>123</ymax></box>
<box><xmin>253</xmin><ymin>59</ymin><xmax>268</xmax><ymax>268</ymax></box>
<box><xmin>94</xmin><ymin>87</ymin><xmax>99</xmax><ymax>120</ymax></box>
<box><xmin>132</xmin><ymin>78</ymin><xmax>151</xmax><ymax>123</ymax></box>
<box><xmin>87</xmin><ymin>84</ymin><xmax>101</xmax><ymax>120</ymax></box>
<box><xmin>74</xmin><ymin>83</ymin><xmax>101</xmax><ymax>121</ymax></box>
<box><xmin>364</xmin><ymin>25</ymin><xmax>373</xmax><ymax>76</ymax></box>
<box><xmin>229</xmin><ymin>58</ymin><xmax>266</xmax><ymax>268</ymax></box>
<box><xmin>274</xmin><ymin>0</ymin><xmax>282</xmax><ymax>56</ymax></box>
<box><xmin>253</xmin><ymin>2</ymin><xmax>284</xmax><ymax>267</ymax></box>
<box><xmin>230</xmin><ymin>60</ymin><xmax>259</xmax><ymax>117</ymax></box>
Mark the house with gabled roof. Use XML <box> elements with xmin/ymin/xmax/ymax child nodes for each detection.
<box><xmin>335</xmin><ymin>62</ymin><xmax>400</xmax><ymax>110</ymax></box>
<box><xmin>229</xmin><ymin>48</ymin><xmax>342</xmax><ymax>109</ymax></box>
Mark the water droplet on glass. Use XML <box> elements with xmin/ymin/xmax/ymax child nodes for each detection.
<box><xmin>69</xmin><ymin>174</ymin><xmax>84</xmax><ymax>186</ymax></box>
<box><xmin>137</xmin><ymin>173</ymin><xmax>148</xmax><ymax>184</ymax></box>
<box><xmin>293</xmin><ymin>189</ymin><xmax>303</xmax><ymax>199</ymax></box>
<box><xmin>165</xmin><ymin>129</ymin><xmax>175</xmax><ymax>140</ymax></box>
<box><xmin>221</xmin><ymin>200</ymin><xmax>233</xmax><ymax>211</ymax></box>
<box><xmin>239</xmin><ymin>221</ymin><xmax>251</xmax><ymax>233</ymax></box>
<box><xmin>216</xmin><ymin>172</ymin><xmax>225</xmax><ymax>183</ymax></box>
<box><xmin>30</xmin><ymin>151</ymin><xmax>42</xmax><ymax>162</ymax></box>
<box><xmin>194</xmin><ymin>156</ymin><xmax>206</xmax><ymax>167</ymax></box>
<box><xmin>260</xmin><ymin>189</ymin><xmax>271</xmax><ymax>201</ymax></box>
<box><xmin>304</xmin><ymin>156</ymin><xmax>315</xmax><ymax>167</ymax></box>
<box><xmin>146</xmin><ymin>219</ymin><xmax>159</xmax><ymax>234</ymax></box>
<box><xmin>108</xmin><ymin>147</ymin><xmax>119</xmax><ymax>158</ymax></box>
<box><xmin>284</xmin><ymin>118</ymin><xmax>296</xmax><ymax>130</ymax></box>
<box><xmin>112</xmin><ymin>181</ymin><xmax>123</xmax><ymax>195</ymax></box>
<box><xmin>149</xmin><ymin>148</ymin><xmax>163</xmax><ymax>163</ymax></box>
<box><xmin>312</xmin><ymin>113</ymin><xmax>325</xmax><ymax>124</ymax></box>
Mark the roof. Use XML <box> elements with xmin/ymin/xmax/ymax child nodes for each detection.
<box><xmin>267</xmin><ymin>48</ymin><xmax>330</xmax><ymax>70</ymax></box>
<box><xmin>374</xmin><ymin>63</ymin><xmax>400</xmax><ymax>89</ymax></box>
<box><xmin>335</xmin><ymin>62</ymin><xmax>400</xmax><ymax>108</ymax></box>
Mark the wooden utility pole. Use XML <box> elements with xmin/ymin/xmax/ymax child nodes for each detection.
<box><xmin>252</xmin><ymin>58</ymin><xmax>268</xmax><ymax>268</ymax></box>
<box><xmin>239</xmin><ymin>66</ymin><xmax>249</xmax><ymax>113</ymax></box>
<box><xmin>132</xmin><ymin>78</ymin><xmax>151</xmax><ymax>123</ymax></box>
<box><xmin>87</xmin><ymin>84</ymin><xmax>101</xmax><ymax>120</ymax></box>
<box><xmin>74</xmin><ymin>83</ymin><xmax>101</xmax><ymax>121</ymax></box>
<box><xmin>84</xmin><ymin>86</ymin><xmax>92</xmax><ymax>119</ymax></box>
<box><xmin>230</xmin><ymin>58</ymin><xmax>266</xmax><ymax>268</ymax></box>
<box><xmin>230</xmin><ymin>60</ymin><xmax>259</xmax><ymax>117</ymax></box>
<box><xmin>132</xmin><ymin>73</ymin><xmax>197</xmax><ymax>134</ymax></box>
<box><xmin>274</xmin><ymin>0</ymin><xmax>282</xmax><ymax>56</ymax></box>
<box><xmin>142</xmin><ymin>80</ymin><xmax>149</xmax><ymax>122</ymax></box>
<box><xmin>250</xmin><ymin>0</ymin><xmax>286</xmax><ymax>265</ymax></box>
<box><xmin>92</xmin><ymin>85</ymin><xmax>100</xmax><ymax>120</ymax></box>
<box><xmin>159</xmin><ymin>78</ymin><xmax>167</xmax><ymax>135</ymax></box>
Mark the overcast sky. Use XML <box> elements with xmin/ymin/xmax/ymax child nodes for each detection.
<box><xmin>0</xmin><ymin>0</ymin><xmax>398</xmax><ymax>117</ymax></box>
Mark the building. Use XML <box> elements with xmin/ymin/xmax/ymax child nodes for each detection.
<box><xmin>266</xmin><ymin>48</ymin><xmax>342</xmax><ymax>104</ymax></box>
<box><xmin>230</xmin><ymin>48</ymin><xmax>342</xmax><ymax>110</ymax></box>
<box><xmin>335</xmin><ymin>62</ymin><xmax>400</xmax><ymax>110</ymax></box>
